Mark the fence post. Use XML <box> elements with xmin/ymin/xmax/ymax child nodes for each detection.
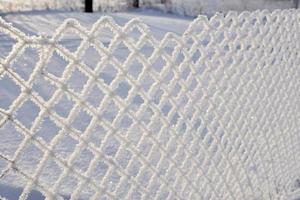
<box><xmin>133</xmin><ymin>0</ymin><xmax>139</xmax><ymax>8</ymax></box>
<box><xmin>85</xmin><ymin>0</ymin><xmax>93</xmax><ymax>12</ymax></box>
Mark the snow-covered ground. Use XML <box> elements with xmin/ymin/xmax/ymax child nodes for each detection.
<box><xmin>0</xmin><ymin>9</ymin><xmax>194</xmax><ymax>200</ymax></box>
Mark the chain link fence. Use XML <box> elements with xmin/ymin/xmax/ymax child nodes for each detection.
<box><xmin>0</xmin><ymin>9</ymin><xmax>299</xmax><ymax>200</ymax></box>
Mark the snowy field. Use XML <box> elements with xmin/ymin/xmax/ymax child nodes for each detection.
<box><xmin>0</xmin><ymin>9</ymin><xmax>195</xmax><ymax>200</ymax></box>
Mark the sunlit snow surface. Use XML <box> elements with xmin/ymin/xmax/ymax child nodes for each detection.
<box><xmin>0</xmin><ymin>9</ymin><xmax>194</xmax><ymax>199</ymax></box>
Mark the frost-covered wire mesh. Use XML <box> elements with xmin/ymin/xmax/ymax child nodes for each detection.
<box><xmin>0</xmin><ymin>9</ymin><xmax>300</xmax><ymax>200</ymax></box>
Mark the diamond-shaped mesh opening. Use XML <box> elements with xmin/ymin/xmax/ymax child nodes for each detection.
<box><xmin>138</xmin><ymin>139</ymin><xmax>153</xmax><ymax>157</ymax></box>
<box><xmin>174</xmin><ymin>50</ymin><xmax>185</xmax><ymax>65</ymax></box>
<box><xmin>71</xmin><ymin>109</ymin><xmax>93</xmax><ymax>133</ymax></box>
<box><xmin>0</xmin><ymin>74</ymin><xmax>21</xmax><ymax>110</ymax></box>
<box><xmin>139</xmin><ymin>74</ymin><xmax>154</xmax><ymax>93</ymax></box>
<box><xmin>44</xmin><ymin>51</ymin><xmax>69</xmax><ymax>78</ymax></box>
<box><xmin>148</xmin><ymin>146</ymin><xmax>162</xmax><ymax>167</ymax></box>
<box><xmin>191</xmin><ymin>49</ymin><xmax>201</xmax><ymax>63</ymax></box>
<box><xmin>161</xmin><ymin>68</ymin><xmax>174</xmax><ymax>86</ymax></box>
<box><xmin>104</xmin><ymin>169</ymin><xmax>122</xmax><ymax>193</ymax></box>
<box><xmin>148</xmin><ymin>177</ymin><xmax>162</xmax><ymax>198</ymax></box>
<box><xmin>127</xmin><ymin>158</ymin><xmax>142</xmax><ymax>178</ymax></box>
<box><xmin>151</xmin><ymin>88</ymin><xmax>163</xmax><ymax>105</ymax></box>
<box><xmin>136</xmin><ymin>107</ymin><xmax>154</xmax><ymax>125</ymax></box>
<box><xmin>57</xmin><ymin>27</ymin><xmax>84</xmax><ymax>53</ymax></box>
<box><xmin>82</xmin><ymin>46</ymin><xmax>102</xmax><ymax>70</ymax></box>
<box><xmin>0</xmin><ymin>120</ymin><xmax>24</xmax><ymax>158</ymax></box>
<box><xmin>151</xmin><ymin>56</ymin><xmax>166</xmax><ymax>74</ymax></box>
<box><xmin>170</xmin><ymin>82</ymin><xmax>182</xmax><ymax>97</ymax></box>
<box><xmin>52</xmin><ymin>93</ymin><xmax>75</xmax><ymax>118</ymax></box>
<box><xmin>112</xmin><ymin>41</ymin><xmax>131</xmax><ymax>63</ymax></box>
<box><xmin>127</xmin><ymin>59</ymin><xmax>144</xmax><ymax>79</ymax></box>
<box><xmin>115</xmin><ymin>149</ymin><xmax>132</xmax><ymax>169</ymax></box>
<box><xmin>181</xmin><ymin>65</ymin><xmax>192</xmax><ymax>81</ymax></box>
<box><xmin>227</xmin><ymin>30</ymin><xmax>238</xmax><ymax>41</ymax></box>
<box><xmin>170</xmin><ymin>112</ymin><xmax>180</xmax><ymax>126</ymax></box>
<box><xmin>139</xmin><ymin>41</ymin><xmax>155</xmax><ymax>58</ymax></box>
<box><xmin>178</xmin><ymin>121</ymin><xmax>188</xmax><ymax>135</ymax></box>
<box><xmin>204</xmin><ymin>134</ymin><xmax>214</xmax><ymax>149</ymax></box>
<box><xmin>157</xmin><ymin>157</ymin><xmax>170</xmax><ymax>176</ymax></box>
<box><xmin>215</xmin><ymin>31</ymin><xmax>225</xmax><ymax>44</ymax></box>
<box><xmin>101</xmin><ymin>99</ymin><xmax>120</xmax><ymax>123</ymax></box>
<box><xmin>114</xmin><ymin>80</ymin><xmax>132</xmax><ymax>99</ymax></box>
<box><xmin>165</xmin><ymin>165</ymin><xmax>178</xmax><ymax>185</ymax></box>
<box><xmin>103</xmin><ymin>136</ymin><xmax>120</xmax><ymax>157</ymax></box>
<box><xmin>0</xmin><ymin>154</ymin><xmax>9</xmax><ymax>172</ymax></box>
<box><xmin>130</xmin><ymin>95</ymin><xmax>144</xmax><ymax>111</ymax></box>
<box><xmin>185</xmin><ymin>37</ymin><xmax>195</xmax><ymax>49</ymax></box>
<box><xmin>137</xmin><ymin>168</ymin><xmax>153</xmax><ymax>189</ymax></box>
<box><xmin>188</xmin><ymin>77</ymin><xmax>198</xmax><ymax>91</ymax></box>
<box><xmin>161</xmin><ymin>40</ymin><xmax>177</xmax><ymax>57</ymax></box>
<box><xmin>32</xmin><ymin>75</ymin><xmax>57</xmax><ymax>101</ymax></box>
<box><xmin>161</xmin><ymin>101</ymin><xmax>172</xmax><ymax>117</ymax></box>
<box><xmin>158</xmin><ymin>128</ymin><xmax>172</xmax><ymax>146</ymax></box>
<box><xmin>37</xmin><ymin>158</ymin><xmax>62</xmax><ymax>187</ymax></box>
<box><xmin>94</xmin><ymin>26</ymin><xmax>115</xmax><ymax>48</ymax></box>
<box><xmin>115</xmin><ymin>179</ymin><xmax>132</xmax><ymax>199</ymax></box>
<box><xmin>14</xmin><ymin>99</ymin><xmax>40</xmax><ymax>130</ymax></box>
<box><xmin>90</xmin><ymin>160</ymin><xmax>109</xmax><ymax>183</ymax></box>
<box><xmin>0</xmin><ymin>32</ymin><xmax>17</xmax><ymax>60</ymax></box>
<box><xmin>85</xmin><ymin>85</ymin><xmax>105</xmax><ymax>107</ymax></box>
<box><xmin>127</xmin><ymin>125</ymin><xmax>143</xmax><ymax>145</ymax></box>
<box><xmin>73</xmin><ymin>186</ymin><xmax>95</xmax><ymax>200</ymax></box>
<box><xmin>53</xmin><ymin>135</ymin><xmax>79</xmax><ymax>160</ymax></box>
<box><xmin>126</xmin><ymin>25</ymin><xmax>144</xmax><ymax>42</ymax></box>
<box><xmin>200</xmin><ymin>33</ymin><xmax>212</xmax><ymax>47</ymax></box>
<box><xmin>56</xmin><ymin>174</ymin><xmax>79</xmax><ymax>198</ymax></box>
<box><xmin>35</xmin><ymin>116</ymin><xmax>60</xmax><ymax>144</ymax></box>
<box><xmin>15</xmin><ymin>143</ymin><xmax>43</xmax><ymax>175</ymax></box>
<box><xmin>118</xmin><ymin>114</ymin><xmax>133</xmax><ymax>130</ymax></box>
<box><xmin>11</xmin><ymin>47</ymin><xmax>39</xmax><ymax>81</ymax></box>
<box><xmin>157</xmin><ymin>190</ymin><xmax>170</xmax><ymax>199</ymax></box>
<box><xmin>99</xmin><ymin>63</ymin><xmax>118</xmax><ymax>86</ymax></box>
<box><xmin>67</xmin><ymin>67</ymin><xmax>89</xmax><ymax>93</ymax></box>
<box><xmin>73</xmin><ymin>148</ymin><xmax>94</xmax><ymax>173</ymax></box>
<box><xmin>88</xmin><ymin>124</ymin><xmax>108</xmax><ymax>147</ymax></box>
